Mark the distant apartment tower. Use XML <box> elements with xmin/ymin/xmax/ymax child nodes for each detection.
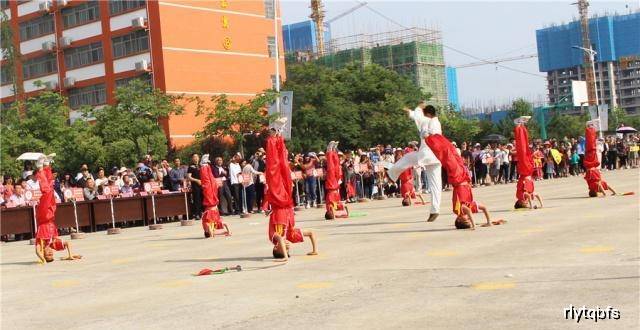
<box><xmin>536</xmin><ymin>12</ymin><xmax>640</xmax><ymax>114</ymax></box>
<box><xmin>445</xmin><ymin>66</ymin><xmax>459</xmax><ymax>111</ymax></box>
<box><xmin>282</xmin><ymin>20</ymin><xmax>331</xmax><ymax>53</ymax></box>
<box><xmin>0</xmin><ymin>0</ymin><xmax>286</xmax><ymax>147</ymax></box>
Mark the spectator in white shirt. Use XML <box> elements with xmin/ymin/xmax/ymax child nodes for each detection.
<box><xmin>228</xmin><ymin>153</ymin><xmax>243</xmax><ymax>215</ymax></box>
<box><xmin>9</xmin><ymin>185</ymin><xmax>27</xmax><ymax>206</ymax></box>
<box><xmin>241</xmin><ymin>160</ymin><xmax>263</xmax><ymax>213</ymax></box>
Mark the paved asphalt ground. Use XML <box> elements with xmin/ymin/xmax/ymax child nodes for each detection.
<box><xmin>1</xmin><ymin>169</ymin><xmax>638</xmax><ymax>329</ymax></box>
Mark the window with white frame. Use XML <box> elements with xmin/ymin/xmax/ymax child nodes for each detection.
<box><xmin>64</xmin><ymin>42</ymin><xmax>103</xmax><ymax>69</ymax></box>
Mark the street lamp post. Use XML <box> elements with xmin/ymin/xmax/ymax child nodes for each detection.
<box><xmin>572</xmin><ymin>46</ymin><xmax>599</xmax><ymax>106</ymax></box>
<box><xmin>573</xmin><ymin>46</ymin><xmax>604</xmax><ymax>137</ymax></box>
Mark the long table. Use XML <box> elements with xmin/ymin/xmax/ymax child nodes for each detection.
<box><xmin>0</xmin><ymin>193</ymin><xmax>190</xmax><ymax>237</ymax></box>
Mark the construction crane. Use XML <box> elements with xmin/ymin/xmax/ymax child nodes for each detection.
<box><xmin>310</xmin><ymin>0</ymin><xmax>326</xmax><ymax>56</ymax></box>
<box><xmin>325</xmin><ymin>2</ymin><xmax>367</xmax><ymax>24</ymax></box>
<box><xmin>573</xmin><ymin>0</ymin><xmax>598</xmax><ymax>106</ymax></box>
<box><xmin>456</xmin><ymin>54</ymin><xmax>538</xmax><ymax>68</ymax></box>
<box><xmin>310</xmin><ymin>1</ymin><xmax>368</xmax><ymax>56</ymax></box>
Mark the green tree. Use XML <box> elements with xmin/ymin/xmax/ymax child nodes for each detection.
<box><xmin>545</xmin><ymin>113</ymin><xmax>588</xmax><ymax>140</ymax></box>
<box><xmin>283</xmin><ymin>63</ymin><xmax>425</xmax><ymax>152</ymax></box>
<box><xmin>196</xmin><ymin>92</ymin><xmax>277</xmax><ymax>157</ymax></box>
<box><xmin>88</xmin><ymin>79</ymin><xmax>187</xmax><ymax>165</ymax></box>
<box><xmin>1</xmin><ymin>11</ymin><xmax>22</xmax><ymax>97</ymax></box>
<box><xmin>494</xmin><ymin>98</ymin><xmax>540</xmax><ymax>140</ymax></box>
<box><xmin>0</xmin><ymin>90</ymin><xmax>103</xmax><ymax>175</ymax></box>
<box><xmin>438</xmin><ymin>106</ymin><xmax>482</xmax><ymax>144</ymax></box>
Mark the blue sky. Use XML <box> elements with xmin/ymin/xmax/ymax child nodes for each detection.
<box><xmin>280</xmin><ymin>1</ymin><xmax>639</xmax><ymax>107</ymax></box>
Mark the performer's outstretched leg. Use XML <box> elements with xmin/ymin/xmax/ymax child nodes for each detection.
<box><xmin>425</xmin><ymin>163</ymin><xmax>441</xmax><ymax>221</ymax></box>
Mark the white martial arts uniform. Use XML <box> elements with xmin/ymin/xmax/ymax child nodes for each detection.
<box><xmin>388</xmin><ymin>107</ymin><xmax>442</xmax><ymax>214</ymax></box>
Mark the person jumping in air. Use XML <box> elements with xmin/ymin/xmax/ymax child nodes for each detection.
<box><xmin>265</xmin><ymin>118</ymin><xmax>318</xmax><ymax>261</ymax></box>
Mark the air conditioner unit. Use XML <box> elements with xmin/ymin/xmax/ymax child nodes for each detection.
<box><xmin>41</xmin><ymin>41</ymin><xmax>56</xmax><ymax>52</ymax></box>
<box><xmin>57</xmin><ymin>0</ymin><xmax>69</xmax><ymax>7</ymax></box>
<box><xmin>44</xmin><ymin>81</ymin><xmax>58</xmax><ymax>90</ymax></box>
<box><xmin>59</xmin><ymin>37</ymin><xmax>72</xmax><ymax>48</ymax></box>
<box><xmin>39</xmin><ymin>1</ymin><xmax>52</xmax><ymax>12</ymax></box>
<box><xmin>63</xmin><ymin>77</ymin><xmax>75</xmax><ymax>88</ymax></box>
<box><xmin>134</xmin><ymin>60</ymin><xmax>150</xmax><ymax>72</ymax></box>
<box><xmin>131</xmin><ymin>17</ymin><xmax>147</xmax><ymax>28</ymax></box>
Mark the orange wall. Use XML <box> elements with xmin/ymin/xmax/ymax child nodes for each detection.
<box><xmin>156</xmin><ymin>0</ymin><xmax>286</xmax><ymax>147</ymax></box>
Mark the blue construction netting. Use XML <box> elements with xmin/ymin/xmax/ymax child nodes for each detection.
<box><xmin>445</xmin><ymin>67</ymin><xmax>459</xmax><ymax>111</ymax></box>
<box><xmin>536</xmin><ymin>12</ymin><xmax>639</xmax><ymax>72</ymax></box>
<box><xmin>282</xmin><ymin>20</ymin><xmax>332</xmax><ymax>53</ymax></box>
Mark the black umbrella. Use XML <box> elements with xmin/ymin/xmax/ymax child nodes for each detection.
<box><xmin>616</xmin><ymin>126</ymin><xmax>637</xmax><ymax>134</ymax></box>
<box><xmin>482</xmin><ymin>134</ymin><xmax>507</xmax><ymax>143</ymax></box>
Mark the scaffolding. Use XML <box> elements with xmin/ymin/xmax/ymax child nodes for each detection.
<box><xmin>313</xmin><ymin>28</ymin><xmax>448</xmax><ymax>105</ymax></box>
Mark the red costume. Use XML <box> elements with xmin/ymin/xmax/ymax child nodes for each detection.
<box><xmin>584</xmin><ymin>167</ymin><xmax>608</xmax><ymax>192</ymax></box>
<box><xmin>452</xmin><ymin>183</ymin><xmax>478</xmax><ymax>216</ymax></box>
<box><xmin>399</xmin><ymin>168</ymin><xmax>416</xmax><ymax>199</ymax></box>
<box><xmin>35</xmin><ymin>166</ymin><xmax>58</xmax><ymax>240</ymax></box>
<box><xmin>583</xmin><ymin>126</ymin><xmax>607</xmax><ymax>194</ymax></box>
<box><xmin>514</xmin><ymin>124</ymin><xmax>535</xmax><ymax>204</ymax></box>
<box><xmin>583</xmin><ymin>126</ymin><xmax>600</xmax><ymax>169</ymax></box>
<box><xmin>325</xmin><ymin>150</ymin><xmax>347</xmax><ymax>216</ymax></box>
<box><xmin>200</xmin><ymin>164</ymin><xmax>224</xmax><ymax>233</ymax></box>
<box><xmin>265</xmin><ymin>135</ymin><xmax>303</xmax><ymax>244</ymax></box>
<box><xmin>425</xmin><ymin>134</ymin><xmax>475</xmax><ymax>215</ymax></box>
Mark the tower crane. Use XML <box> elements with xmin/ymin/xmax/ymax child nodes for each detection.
<box><xmin>455</xmin><ymin>54</ymin><xmax>538</xmax><ymax>68</ymax></box>
<box><xmin>310</xmin><ymin>1</ymin><xmax>368</xmax><ymax>56</ymax></box>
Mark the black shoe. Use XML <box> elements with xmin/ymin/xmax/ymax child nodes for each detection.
<box><xmin>427</xmin><ymin>213</ymin><xmax>439</xmax><ymax>222</ymax></box>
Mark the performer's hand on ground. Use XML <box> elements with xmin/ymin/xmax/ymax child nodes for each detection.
<box><xmin>61</xmin><ymin>255</ymin><xmax>82</xmax><ymax>261</ymax></box>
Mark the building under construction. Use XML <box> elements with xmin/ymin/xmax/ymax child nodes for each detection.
<box><xmin>287</xmin><ymin>27</ymin><xmax>449</xmax><ymax>106</ymax></box>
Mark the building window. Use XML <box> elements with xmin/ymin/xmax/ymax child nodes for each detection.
<box><xmin>112</xmin><ymin>30</ymin><xmax>149</xmax><ymax>58</ymax></box>
<box><xmin>115</xmin><ymin>73</ymin><xmax>152</xmax><ymax>88</ymax></box>
<box><xmin>267</xmin><ymin>36</ymin><xmax>276</xmax><ymax>57</ymax></box>
<box><xmin>64</xmin><ymin>42</ymin><xmax>103</xmax><ymax>69</ymax></box>
<box><xmin>264</xmin><ymin>0</ymin><xmax>274</xmax><ymax>19</ymax></box>
<box><xmin>1</xmin><ymin>66</ymin><xmax>14</xmax><ymax>85</ymax></box>
<box><xmin>19</xmin><ymin>15</ymin><xmax>55</xmax><ymax>41</ymax></box>
<box><xmin>68</xmin><ymin>83</ymin><xmax>106</xmax><ymax>109</ymax></box>
<box><xmin>270</xmin><ymin>74</ymin><xmax>281</xmax><ymax>89</ymax></box>
<box><xmin>109</xmin><ymin>0</ymin><xmax>146</xmax><ymax>15</ymax></box>
<box><xmin>22</xmin><ymin>54</ymin><xmax>57</xmax><ymax>80</ymax></box>
<box><xmin>62</xmin><ymin>1</ymin><xmax>100</xmax><ymax>29</ymax></box>
<box><xmin>1</xmin><ymin>1</ymin><xmax>9</xmax><ymax>10</ymax></box>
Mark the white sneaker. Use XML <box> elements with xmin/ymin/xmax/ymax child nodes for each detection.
<box><xmin>200</xmin><ymin>154</ymin><xmax>210</xmax><ymax>165</ymax></box>
<box><xmin>270</xmin><ymin>117</ymin><xmax>288</xmax><ymax>132</ymax></box>
<box><xmin>513</xmin><ymin>116</ymin><xmax>531</xmax><ymax>125</ymax></box>
<box><xmin>586</xmin><ymin>119</ymin><xmax>599</xmax><ymax>128</ymax></box>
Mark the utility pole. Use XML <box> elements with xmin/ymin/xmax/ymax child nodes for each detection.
<box><xmin>310</xmin><ymin>0</ymin><xmax>325</xmax><ymax>57</ymax></box>
<box><xmin>573</xmin><ymin>0</ymin><xmax>598</xmax><ymax>106</ymax></box>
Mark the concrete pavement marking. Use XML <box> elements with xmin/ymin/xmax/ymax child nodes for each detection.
<box><xmin>391</xmin><ymin>223</ymin><xmax>410</xmax><ymax>228</ymax></box>
<box><xmin>111</xmin><ymin>258</ymin><xmax>133</xmax><ymax>265</ymax></box>
<box><xmin>580</xmin><ymin>245</ymin><xmax>614</xmax><ymax>254</ymax></box>
<box><xmin>296</xmin><ymin>282</ymin><xmax>334</xmax><ymax>289</ymax></box>
<box><xmin>52</xmin><ymin>279</ymin><xmax>80</xmax><ymax>288</ymax></box>
<box><xmin>159</xmin><ymin>280</ymin><xmax>192</xmax><ymax>288</ymax></box>
<box><xmin>471</xmin><ymin>281</ymin><xmax>516</xmax><ymax>291</ymax></box>
<box><xmin>427</xmin><ymin>250</ymin><xmax>458</xmax><ymax>257</ymax></box>
<box><xmin>518</xmin><ymin>228</ymin><xmax>545</xmax><ymax>234</ymax></box>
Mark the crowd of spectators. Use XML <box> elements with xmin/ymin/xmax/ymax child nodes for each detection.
<box><xmin>1</xmin><ymin>133</ymin><xmax>638</xmax><ymax>216</ymax></box>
